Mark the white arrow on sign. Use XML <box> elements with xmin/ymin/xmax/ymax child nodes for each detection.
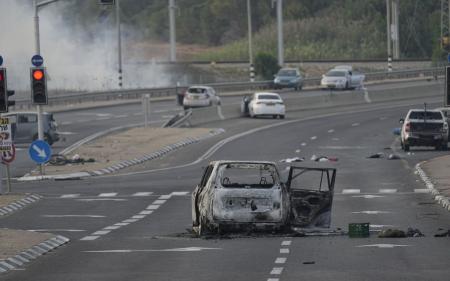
<box><xmin>32</xmin><ymin>144</ymin><xmax>47</xmax><ymax>158</ymax></box>
<box><xmin>83</xmin><ymin>247</ymin><xmax>222</xmax><ymax>253</ymax></box>
<box><xmin>356</xmin><ymin>244</ymin><xmax>411</xmax><ymax>249</ymax></box>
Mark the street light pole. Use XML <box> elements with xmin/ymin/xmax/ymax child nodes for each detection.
<box><xmin>116</xmin><ymin>0</ymin><xmax>123</xmax><ymax>87</ymax></box>
<box><xmin>276</xmin><ymin>0</ymin><xmax>284</xmax><ymax>67</ymax></box>
<box><xmin>247</xmin><ymin>0</ymin><xmax>254</xmax><ymax>82</ymax></box>
<box><xmin>169</xmin><ymin>0</ymin><xmax>177</xmax><ymax>62</ymax></box>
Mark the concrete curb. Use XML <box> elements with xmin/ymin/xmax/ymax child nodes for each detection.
<box><xmin>415</xmin><ymin>163</ymin><xmax>450</xmax><ymax>212</ymax></box>
<box><xmin>18</xmin><ymin>128</ymin><xmax>225</xmax><ymax>181</ymax></box>
<box><xmin>0</xmin><ymin>235</ymin><xmax>69</xmax><ymax>274</ymax></box>
<box><xmin>0</xmin><ymin>194</ymin><xmax>42</xmax><ymax>217</ymax></box>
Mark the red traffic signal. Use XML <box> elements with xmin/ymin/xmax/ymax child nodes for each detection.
<box><xmin>32</xmin><ymin>69</ymin><xmax>44</xmax><ymax>80</ymax></box>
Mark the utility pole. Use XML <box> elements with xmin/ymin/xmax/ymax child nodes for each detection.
<box><xmin>116</xmin><ymin>0</ymin><xmax>123</xmax><ymax>87</ymax></box>
<box><xmin>247</xmin><ymin>0</ymin><xmax>254</xmax><ymax>82</ymax></box>
<box><xmin>276</xmin><ymin>0</ymin><xmax>284</xmax><ymax>67</ymax></box>
<box><xmin>441</xmin><ymin>0</ymin><xmax>450</xmax><ymax>54</ymax></box>
<box><xmin>169</xmin><ymin>0</ymin><xmax>176</xmax><ymax>62</ymax></box>
<box><xmin>392</xmin><ymin>0</ymin><xmax>400</xmax><ymax>59</ymax></box>
<box><xmin>386</xmin><ymin>0</ymin><xmax>392</xmax><ymax>71</ymax></box>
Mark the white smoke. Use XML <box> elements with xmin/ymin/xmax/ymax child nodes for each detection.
<box><xmin>0</xmin><ymin>0</ymin><xmax>171</xmax><ymax>98</ymax></box>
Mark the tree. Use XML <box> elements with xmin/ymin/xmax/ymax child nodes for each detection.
<box><xmin>254</xmin><ymin>52</ymin><xmax>280</xmax><ymax>80</ymax></box>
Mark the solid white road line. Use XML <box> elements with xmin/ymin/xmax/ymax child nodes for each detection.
<box><xmin>356</xmin><ymin>244</ymin><xmax>410</xmax><ymax>249</ymax></box>
<box><xmin>83</xmin><ymin>247</ymin><xmax>222</xmax><ymax>253</ymax></box>
<box><xmin>352</xmin><ymin>195</ymin><xmax>385</xmax><ymax>199</ymax></box>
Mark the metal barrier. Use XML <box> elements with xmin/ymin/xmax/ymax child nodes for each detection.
<box><xmin>11</xmin><ymin>66</ymin><xmax>445</xmax><ymax>110</ymax></box>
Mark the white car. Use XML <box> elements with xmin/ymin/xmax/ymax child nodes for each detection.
<box><xmin>320</xmin><ymin>67</ymin><xmax>365</xmax><ymax>90</ymax></box>
<box><xmin>182</xmin><ymin>86</ymin><xmax>221</xmax><ymax>110</ymax></box>
<box><xmin>243</xmin><ymin>92</ymin><xmax>285</xmax><ymax>119</ymax></box>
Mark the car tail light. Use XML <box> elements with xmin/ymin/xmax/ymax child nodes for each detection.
<box><xmin>404</xmin><ymin>122</ymin><xmax>410</xmax><ymax>132</ymax></box>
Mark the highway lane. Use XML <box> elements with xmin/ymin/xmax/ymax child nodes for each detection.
<box><xmin>8</xmin><ymin>79</ymin><xmax>443</xmax><ymax>178</ymax></box>
<box><xmin>2</xmin><ymin>92</ymin><xmax>450</xmax><ymax>280</ymax></box>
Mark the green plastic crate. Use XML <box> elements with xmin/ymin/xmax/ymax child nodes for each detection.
<box><xmin>348</xmin><ymin>223</ymin><xmax>370</xmax><ymax>238</ymax></box>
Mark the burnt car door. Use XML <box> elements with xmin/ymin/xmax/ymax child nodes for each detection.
<box><xmin>192</xmin><ymin>164</ymin><xmax>214</xmax><ymax>227</ymax></box>
<box><xmin>286</xmin><ymin>166</ymin><xmax>336</xmax><ymax>228</ymax></box>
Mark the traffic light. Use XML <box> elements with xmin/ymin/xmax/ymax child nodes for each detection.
<box><xmin>0</xmin><ymin>68</ymin><xmax>8</xmax><ymax>113</ymax></box>
<box><xmin>31</xmin><ymin>67</ymin><xmax>48</xmax><ymax>105</ymax></box>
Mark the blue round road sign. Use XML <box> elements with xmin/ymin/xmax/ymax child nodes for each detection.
<box><xmin>29</xmin><ymin>140</ymin><xmax>52</xmax><ymax>164</ymax></box>
<box><xmin>0</xmin><ymin>55</ymin><xmax>3</xmax><ymax>66</ymax></box>
<box><xmin>31</xmin><ymin>55</ymin><xmax>44</xmax><ymax>67</ymax></box>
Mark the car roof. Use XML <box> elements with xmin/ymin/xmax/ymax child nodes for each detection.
<box><xmin>188</xmin><ymin>86</ymin><xmax>211</xmax><ymax>89</ymax></box>
<box><xmin>255</xmin><ymin>92</ymin><xmax>281</xmax><ymax>97</ymax></box>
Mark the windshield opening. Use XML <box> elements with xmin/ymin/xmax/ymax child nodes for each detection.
<box><xmin>257</xmin><ymin>95</ymin><xmax>280</xmax><ymax>100</ymax></box>
<box><xmin>326</xmin><ymin>71</ymin><xmax>346</xmax><ymax>77</ymax></box>
<box><xmin>218</xmin><ymin>163</ymin><xmax>279</xmax><ymax>189</ymax></box>
<box><xmin>409</xmin><ymin>111</ymin><xmax>443</xmax><ymax>120</ymax></box>
<box><xmin>278</xmin><ymin>70</ymin><xmax>297</xmax><ymax>76</ymax></box>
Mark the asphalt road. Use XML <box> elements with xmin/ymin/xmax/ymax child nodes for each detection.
<box><xmin>1</xmin><ymin>80</ymin><xmax>450</xmax><ymax>280</ymax></box>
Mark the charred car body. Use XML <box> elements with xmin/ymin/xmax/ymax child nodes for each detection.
<box><xmin>192</xmin><ymin>161</ymin><xmax>336</xmax><ymax>235</ymax></box>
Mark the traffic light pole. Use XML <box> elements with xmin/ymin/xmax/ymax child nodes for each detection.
<box><xmin>33</xmin><ymin>0</ymin><xmax>59</xmax><ymax>142</ymax></box>
<box><xmin>33</xmin><ymin>0</ymin><xmax>44</xmax><ymax>142</ymax></box>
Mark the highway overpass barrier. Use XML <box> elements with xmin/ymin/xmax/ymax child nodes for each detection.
<box><xmin>10</xmin><ymin>67</ymin><xmax>445</xmax><ymax>111</ymax></box>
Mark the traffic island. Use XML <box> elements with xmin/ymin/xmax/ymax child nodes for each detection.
<box><xmin>416</xmin><ymin>155</ymin><xmax>450</xmax><ymax>212</ymax></box>
<box><xmin>19</xmin><ymin>127</ymin><xmax>224</xmax><ymax>181</ymax></box>
<box><xmin>0</xmin><ymin>229</ymin><xmax>69</xmax><ymax>274</ymax></box>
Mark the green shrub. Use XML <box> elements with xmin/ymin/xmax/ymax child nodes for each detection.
<box><xmin>254</xmin><ymin>52</ymin><xmax>280</xmax><ymax>80</ymax></box>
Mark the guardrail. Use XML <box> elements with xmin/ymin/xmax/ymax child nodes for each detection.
<box><xmin>11</xmin><ymin>66</ymin><xmax>444</xmax><ymax>111</ymax></box>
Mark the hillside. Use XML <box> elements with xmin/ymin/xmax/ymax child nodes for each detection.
<box><xmin>58</xmin><ymin>0</ymin><xmax>442</xmax><ymax>60</ymax></box>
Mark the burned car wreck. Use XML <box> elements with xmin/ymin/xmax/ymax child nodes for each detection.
<box><xmin>192</xmin><ymin>161</ymin><xmax>336</xmax><ymax>235</ymax></box>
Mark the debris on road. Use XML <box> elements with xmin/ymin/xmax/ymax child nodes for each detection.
<box><xmin>303</xmin><ymin>261</ymin><xmax>316</xmax><ymax>265</ymax></box>
<box><xmin>406</xmin><ymin>228</ymin><xmax>425</xmax><ymax>237</ymax></box>
<box><xmin>434</xmin><ymin>229</ymin><xmax>450</xmax><ymax>237</ymax></box>
<box><xmin>367</xmin><ymin>153</ymin><xmax>384</xmax><ymax>159</ymax></box>
<box><xmin>388</xmin><ymin>154</ymin><xmax>401</xmax><ymax>160</ymax></box>
<box><xmin>310</xmin><ymin>155</ymin><xmax>338</xmax><ymax>162</ymax></box>
<box><xmin>280</xmin><ymin>157</ymin><xmax>305</xmax><ymax>163</ymax></box>
<box><xmin>49</xmin><ymin>154</ymin><xmax>95</xmax><ymax>166</ymax></box>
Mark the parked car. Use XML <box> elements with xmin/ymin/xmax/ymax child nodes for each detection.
<box><xmin>400</xmin><ymin>109</ymin><xmax>449</xmax><ymax>151</ymax></box>
<box><xmin>1</xmin><ymin>111</ymin><xmax>60</xmax><ymax>145</ymax></box>
<box><xmin>320</xmin><ymin>66</ymin><xmax>365</xmax><ymax>90</ymax></box>
<box><xmin>182</xmin><ymin>86</ymin><xmax>221</xmax><ymax>110</ymax></box>
<box><xmin>241</xmin><ymin>92</ymin><xmax>285</xmax><ymax>119</ymax></box>
<box><xmin>273</xmin><ymin>68</ymin><xmax>303</xmax><ymax>91</ymax></box>
<box><xmin>435</xmin><ymin>107</ymin><xmax>450</xmax><ymax>139</ymax></box>
<box><xmin>192</xmin><ymin>160</ymin><xmax>336</xmax><ymax>235</ymax></box>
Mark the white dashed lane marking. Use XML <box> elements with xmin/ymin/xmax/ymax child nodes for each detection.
<box><xmin>275</xmin><ymin>257</ymin><xmax>287</xmax><ymax>264</ymax></box>
<box><xmin>379</xmin><ymin>189</ymin><xmax>397</xmax><ymax>194</ymax></box>
<box><xmin>267</xmin><ymin>240</ymin><xmax>291</xmax><ymax>280</ymax></box>
<box><xmin>133</xmin><ymin>192</ymin><xmax>153</xmax><ymax>197</ymax></box>
<box><xmin>328</xmin><ymin>129</ymin><xmax>335</xmax><ymax>133</ymax></box>
<box><xmin>98</xmin><ymin>193</ymin><xmax>118</xmax><ymax>197</ymax></box>
<box><xmin>310</xmin><ymin>136</ymin><xmax>317</xmax><ymax>140</ymax></box>
<box><xmin>342</xmin><ymin>189</ymin><xmax>360</xmax><ymax>194</ymax></box>
<box><xmin>79</xmin><ymin>192</ymin><xmax>188</xmax><ymax>241</ymax></box>
<box><xmin>352</xmin><ymin>123</ymin><xmax>360</xmax><ymax>127</ymax></box>
<box><xmin>270</xmin><ymin>268</ymin><xmax>283</xmax><ymax>275</ymax></box>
